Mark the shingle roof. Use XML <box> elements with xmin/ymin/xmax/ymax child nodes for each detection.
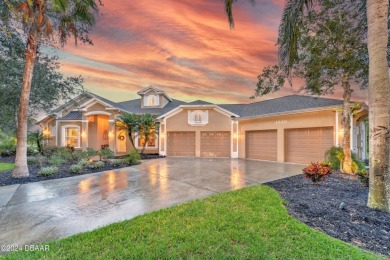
<box><xmin>116</xmin><ymin>99</ymin><xmax>186</xmax><ymax>115</ymax></box>
<box><xmin>49</xmin><ymin>91</ymin><xmax>345</xmax><ymax>122</ymax></box>
<box><xmin>187</xmin><ymin>100</ymin><xmax>213</xmax><ymax>105</ymax></box>
<box><xmin>220</xmin><ymin>95</ymin><xmax>344</xmax><ymax>118</ymax></box>
<box><xmin>58</xmin><ymin>111</ymin><xmax>82</xmax><ymax>121</ymax></box>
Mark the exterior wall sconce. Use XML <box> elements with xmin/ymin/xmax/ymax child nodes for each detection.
<box><xmin>161</xmin><ymin>133</ymin><xmax>166</xmax><ymax>138</ymax></box>
<box><xmin>108</xmin><ymin>131</ymin><xmax>114</xmax><ymax>138</ymax></box>
<box><xmin>81</xmin><ymin>131</ymin><xmax>87</xmax><ymax>137</ymax></box>
<box><xmin>233</xmin><ymin>133</ymin><xmax>238</xmax><ymax>139</ymax></box>
<box><xmin>43</xmin><ymin>127</ymin><xmax>49</xmax><ymax>137</ymax></box>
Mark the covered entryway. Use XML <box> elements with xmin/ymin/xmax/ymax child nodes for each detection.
<box><xmin>167</xmin><ymin>131</ymin><xmax>195</xmax><ymax>156</ymax></box>
<box><xmin>285</xmin><ymin>127</ymin><xmax>333</xmax><ymax>163</ymax></box>
<box><xmin>200</xmin><ymin>131</ymin><xmax>230</xmax><ymax>157</ymax></box>
<box><xmin>246</xmin><ymin>130</ymin><xmax>277</xmax><ymax>161</ymax></box>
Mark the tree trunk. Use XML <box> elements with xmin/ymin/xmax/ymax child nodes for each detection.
<box><xmin>12</xmin><ymin>32</ymin><xmax>39</xmax><ymax>178</ymax></box>
<box><xmin>341</xmin><ymin>77</ymin><xmax>353</xmax><ymax>174</ymax></box>
<box><xmin>127</xmin><ymin>131</ymin><xmax>137</xmax><ymax>153</ymax></box>
<box><xmin>366</xmin><ymin>0</ymin><xmax>390</xmax><ymax>212</ymax></box>
<box><xmin>141</xmin><ymin>134</ymin><xmax>148</xmax><ymax>155</ymax></box>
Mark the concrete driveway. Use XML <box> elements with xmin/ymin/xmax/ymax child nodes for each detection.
<box><xmin>0</xmin><ymin>158</ymin><xmax>302</xmax><ymax>247</ymax></box>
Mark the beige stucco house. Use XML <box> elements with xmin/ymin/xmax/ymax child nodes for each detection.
<box><xmin>38</xmin><ymin>85</ymin><xmax>368</xmax><ymax>164</ymax></box>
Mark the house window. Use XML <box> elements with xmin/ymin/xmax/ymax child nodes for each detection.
<box><xmin>188</xmin><ymin>110</ymin><xmax>208</xmax><ymax>126</ymax></box>
<box><xmin>137</xmin><ymin>130</ymin><xmax>157</xmax><ymax>148</ymax></box>
<box><xmin>50</xmin><ymin>125</ymin><xmax>56</xmax><ymax>136</ymax></box>
<box><xmin>144</xmin><ymin>95</ymin><xmax>159</xmax><ymax>107</ymax></box>
<box><xmin>63</xmin><ymin>126</ymin><xmax>80</xmax><ymax>148</ymax></box>
<box><xmin>148</xmin><ymin>96</ymin><xmax>155</xmax><ymax>106</ymax></box>
<box><xmin>194</xmin><ymin>113</ymin><xmax>202</xmax><ymax>123</ymax></box>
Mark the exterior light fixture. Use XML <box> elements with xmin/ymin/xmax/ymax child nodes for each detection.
<box><xmin>81</xmin><ymin>131</ymin><xmax>87</xmax><ymax>137</ymax></box>
<box><xmin>43</xmin><ymin>127</ymin><xmax>49</xmax><ymax>136</ymax></box>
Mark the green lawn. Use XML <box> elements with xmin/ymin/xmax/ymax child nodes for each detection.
<box><xmin>3</xmin><ymin>186</ymin><xmax>382</xmax><ymax>259</ymax></box>
<box><xmin>0</xmin><ymin>162</ymin><xmax>14</xmax><ymax>172</ymax></box>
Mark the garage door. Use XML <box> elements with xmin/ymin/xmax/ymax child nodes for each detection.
<box><xmin>167</xmin><ymin>132</ymin><xmax>195</xmax><ymax>156</ymax></box>
<box><xmin>246</xmin><ymin>130</ymin><xmax>277</xmax><ymax>161</ymax></box>
<box><xmin>285</xmin><ymin>127</ymin><xmax>333</xmax><ymax>163</ymax></box>
<box><xmin>200</xmin><ymin>132</ymin><xmax>230</xmax><ymax>157</ymax></box>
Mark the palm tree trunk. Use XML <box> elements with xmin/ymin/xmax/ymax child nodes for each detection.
<box><xmin>366</xmin><ymin>0</ymin><xmax>390</xmax><ymax>212</ymax></box>
<box><xmin>12</xmin><ymin>32</ymin><xmax>39</xmax><ymax>178</ymax></box>
<box><xmin>341</xmin><ymin>76</ymin><xmax>352</xmax><ymax>174</ymax></box>
<box><xmin>127</xmin><ymin>132</ymin><xmax>137</xmax><ymax>153</ymax></box>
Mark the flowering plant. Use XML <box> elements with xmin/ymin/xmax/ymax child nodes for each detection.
<box><xmin>302</xmin><ymin>162</ymin><xmax>332</xmax><ymax>183</ymax></box>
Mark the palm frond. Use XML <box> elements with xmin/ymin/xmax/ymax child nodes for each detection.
<box><xmin>224</xmin><ymin>0</ymin><xmax>255</xmax><ymax>28</ymax></box>
<box><xmin>51</xmin><ymin>0</ymin><xmax>68</xmax><ymax>12</ymax></box>
<box><xmin>277</xmin><ymin>0</ymin><xmax>317</xmax><ymax>75</ymax></box>
<box><xmin>15</xmin><ymin>1</ymin><xmax>32</xmax><ymax>17</ymax></box>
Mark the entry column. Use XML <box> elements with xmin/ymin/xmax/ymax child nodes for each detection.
<box><xmin>277</xmin><ymin>128</ymin><xmax>285</xmax><ymax>163</ymax></box>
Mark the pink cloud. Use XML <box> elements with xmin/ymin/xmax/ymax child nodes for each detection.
<box><xmin>55</xmin><ymin>0</ymin><xmax>367</xmax><ymax>104</ymax></box>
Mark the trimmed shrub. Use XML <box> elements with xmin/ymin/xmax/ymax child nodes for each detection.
<box><xmin>111</xmin><ymin>159</ymin><xmax>126</xmax><ymax>167</ymax></box>
<box><xmin>88</xmin><ymin>161</ymin><xmax>105</xmax><ymax>170</ymax></box>
<box><xmin>69</xmin><ymin>164</ymin><xmax>83</xmax><ymax>174</ymax></box>
<box><xmin>39</xmin><ymin>166</ymin><xmax>59</xmax><ymax>176</ymax></box>
<box><xmin>35</xmin><ymin>155</ymin><xmax>48</xmax><ymax>168</ymax></box>
<box><xmin>127</xmin><ymin>149</ymin><xmax>141</xmax><ymax>165</ymax></box>
<box><xmin>302</xmin><ymin>162</ymin><xmax>332</xmax><ymax>183</ymax></box>
<box><xmin>73</xmin><ymin>151</ymin><xmax>88</xmax><ymax>162</ymax></box>
<box><xmin>48</xmin><ymin>154</ymin><xmax>67</xmax><ymax>166</ymax></box>
<box><xmin>97</xmin><ymin>148</ymin><xmax>115</xmax><ymax>161</ymax></box>
<box><xmin>325</xmin><ymin>146</ymin><xmax>365</xmax><ymax>173</ymax></box>
<box><xmin>94</xmin><ymin>161</ymin><xmax>105</xmax><ymax>169</ymax></box>
<box><xmin>86</xmin><ymin>148</ymin><xmax>98</xmax><ymax>158</ymax></box>
<box><xmin>0</xmin><ymin>135</ymin><xmax>16</xmax><ymax>156</ymax></box>
<box><xmin>27</xmin><ymin>156</ymin><xmax>38</xmax><ymax>164</ymax></box>
<box><xmin>42</xmin><ymin>146</ymin><xmax>57</xmax><ymax>157</ymax></box>
<box><xmin>78</xmin><ymin>159</ymin><xmax>89</xmax><ymax>168</ymax></box>
<box><xmin>56</xmin><ymin>147</ymin><xmax>73</xmax><ymax>161</ymax></box>
<box><xmin>27</xmin><ymin>147</ymin><xmax>38</xmax><ymax>156</ymax></box>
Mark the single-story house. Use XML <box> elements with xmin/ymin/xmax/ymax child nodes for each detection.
<box><xmin>38</xmin><ymin>85</ymin><xmax>368</xmax><ymax>164</ymax></box>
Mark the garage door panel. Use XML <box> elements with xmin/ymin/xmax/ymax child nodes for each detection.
<box><xmin>286</xmin><ymin>127</ymin><xmax>333</xmax><ymax>163</ymax></box>
<box><xmin>167</xmin><ymin>132</ymin><xmax>195</xmax><ymax>156</ymax></box>
<box><xmin>200</xmin><ymin>131</ymin><xmax>230</xmax><ymax>157</ymax></box>
<box><xmin>246</xmin><ymin>130</ymin><xmax>277</xmax><ymax>161</ymax></box>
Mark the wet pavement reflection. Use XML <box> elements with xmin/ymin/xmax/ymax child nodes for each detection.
<box><xmin>0</xmin><ymin>158</ymin><xmax>302</xmax><ymax>247</ymax></box>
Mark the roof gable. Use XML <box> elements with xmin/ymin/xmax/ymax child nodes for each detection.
<box><xmin>137</xmin><ymin>85</ymin><xmax>172</xmax><ymax>101</ymax></box>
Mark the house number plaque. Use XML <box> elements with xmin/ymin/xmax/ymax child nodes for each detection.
<box><xmin>276</xmin><ymin>120</ymin><xmax>287</xmax><ymax>124</ymax></box>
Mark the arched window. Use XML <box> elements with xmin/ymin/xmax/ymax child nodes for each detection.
<box><xmin>144</xmin><ymin>95</ymin><xmax>159</xmax><ymax>106</ymax></box>
<box><xmin>148</xmin><ymin>96</ymin><xmax>155</xmax><ymax>106</ymax></box>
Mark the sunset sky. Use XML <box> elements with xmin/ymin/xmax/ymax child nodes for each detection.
<box><xmin>54</xmin><ymin>0</ymin><xmax>368</xmax><ymax>104</ymax></box>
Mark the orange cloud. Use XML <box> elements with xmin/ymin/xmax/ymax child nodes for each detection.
<box><xmin>54</xmin><ymin>0</ymin><xmax>367</xmax><ymax>104</ymax></box>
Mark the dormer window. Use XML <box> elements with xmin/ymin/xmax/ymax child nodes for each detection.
<box><xmin>148</xmin><ymin>96</ymin><xmax>155</xmax><ymax>106</ymax></box>
<box><xmin>144</xmin><ymin>95</ymin><xmax>159</xmax><ymax>107</ymax></box>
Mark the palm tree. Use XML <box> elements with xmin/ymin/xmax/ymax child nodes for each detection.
<box><xmin>224</xmin><ymin>0</ymin><xmax>390</xmax><ymax>211</ymax></box>
<box><xmin>365</xmin><ymin>0</ymin><xmax>390</xmax><ymax>211</ymax></box>
<box><xmin>27</xmin><ymin>131</ymin><xmax>44</xmax><ymax>155</ymax></box>
<box><xmin>138</xmin><ymin>114</ymin><xmax>157</xmax><ymax>155</ymax></box>
<box><xmin>116</xmin><ymin>113</ymin><xmax>140</xmax><ymax>152</ymax></box>
<box><xmin>2</xmin><ymin>0</ymin><xmax>101</xmax><ymax>178</ymax></box>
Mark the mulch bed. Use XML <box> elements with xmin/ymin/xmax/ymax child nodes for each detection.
<box><xmin>0</xmin><ymin>154</ymin><xmax>163</xmax><ymax>187</ymax></box>
<box><xmin>267</xmin><ymin>173</ymin><xmax>390</xmax><ymax>257</ymax></box>
<box><xmin>115</xmin><ymin>153</ymin><xmax>165</xmax><ymax>160</ymax></box>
